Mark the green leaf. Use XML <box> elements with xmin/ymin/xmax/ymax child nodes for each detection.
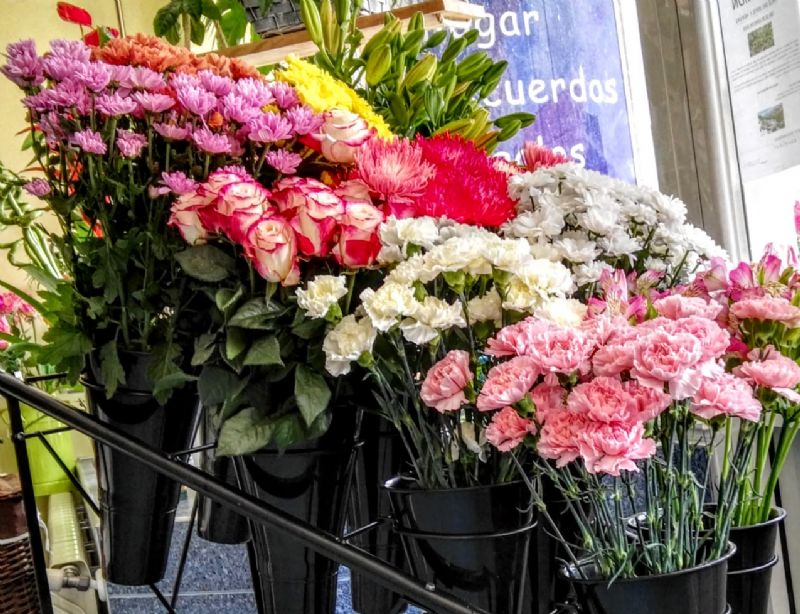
<box><xmin>198</xmin><ymin>365</ymin><xmax>246</xmax><ymax>406</ymax></box>
<box><xmin>146</xmin><ymin>342</ymin><xmax>182</xmax><ymax>384</ymax></box>
<box><xmin>228</xmin><ymin>298</ymin><xmax>285</xmax><ymax>329</ymax></box>
<box><xmin>201</xmin><ymin>0</ymin><xmax>222</xmax><ymax>19</ymax></box>
<box><xmin>269</xmin><ymin>414</ymin><xmax>308</xmax><ymax>450</ymax></box>
<box><xmin>226</xmin><ymin>328</ymin><xmax>248</xmax><ymax>360</ymax></box>
<box><xmin>99</xmin><ymin>339</ymin><xmax>126</xmax><ymax>398</ymax></box>
<box><xmin>175</xmin><ymin>245</ymin><xmax>235</xmax><ymax>282</ymax></box>
<box><xmin>217</xmin><ymin>407</ymin><xmax>276</xmax><ymax>455</ymax></box>
<box><xmin>294</xmin><ymin>365</ymin><xmax>331</xmax><ymax>428</ymax></box>
<box><xmin>153</xmin><ymin>0</ymin><xmax>183</xmax><ymax>37</ymax></box>
<box><xmin>183</xmin><ymin>0</ymin><xmax>203</xmax><ymax>18</ymax></box>
<box><xmin>192</xmin><ymin>333</ymin><xmax>217</xmax><ymax>366</ymax></box>
<box><xmin>291</xmin><ymin>317</ymin><xmax>325</xmax><ymax>340</ymax></box>
<box><xmin>215</xmin><ymin>287</ymin><xmax>243</xmax><ymax>315</ymax></box>
<box><xmin>190</xmin><ymin>14</ymin><xmax>206</xmax><ymax>45</ymax></box>
<box><xmin>153</xmin><ymin>372</ymin><xmax>197</xmax><ymax>404</ymax></box>
<box><xmin>243</xmin><ymin>336</ymin><xmax>283</xmax><ymax>366</ymax></box>
<box><xmin>219</xmin><ymin>0</ymin><xmax>248</xmax><ymax>45</ymax></box>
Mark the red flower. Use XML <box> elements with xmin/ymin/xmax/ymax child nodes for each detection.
<box><xmin>413</xmin><ymin>134</ymin><xmax>517</xmax><ymax>227</ymax></box>
<box><xmin>84</xmin><ymin>27</ymin><xmax>120</xmax><ymax>47</ymax></box>
<box><xmin>57</xmin><ymin>2</ymin><xmax>93</xmax><ymax>27</ymax></box>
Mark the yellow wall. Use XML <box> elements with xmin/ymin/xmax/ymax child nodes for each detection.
<box><xmin>0</xmin><ymin>0</ymin><xmax>165</xmax><ymax>292</ymax></box>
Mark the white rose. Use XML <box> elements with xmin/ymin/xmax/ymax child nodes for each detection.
<box><xmin>466</xmin><ymin>288</ymin><xmax>502</xmax><ymax>323</ymax></box>
<box><xmin>535</xmin><ymin>298</ymin><xmax>587</xmax><ymax>327</ymax></box>
<box><xmin>400</xmin><ymin>297</ymin><xmax>466</xmax><ymax>344</ymax></box>
<box><xmin>360</xmin><ymin>283</ymin><xmax>418</xmax><ymax>331</ymax></box>
<box><xmin>296</xmin><ymin>275</ymin><xmax>348</xmax><ymax>319</ymax></box>
<box><xmin>323</xmin><ymin>315</ymin><xmax>377</xmax><ymax>376</ymax></box>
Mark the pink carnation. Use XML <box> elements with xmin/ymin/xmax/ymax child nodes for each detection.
<box><xmin>632</xmin><ymin>330</ymin><xmax>704</xmax><ymax>389</ymax></box>
<box><xmin>485</xmin><ymin>406</ymin><xmax>537</xmax><ymax>452</ymax></box>
<box><xmin>578</xmin><ymin>422</ymin><xmax>656</xmax><ymax>476</ymax></box>
<box><xmin>523</xmin><ymin>321</ymin><xmax>595</xmax><ymax>375</ymax></box>
<box><xmin>420</xmin><ymin>350</ymin><xmax>472</xmax><ymax>413</ymax></box>
<box><xmin>654</xmin><ymin>295</ymin><xmax>723</xmax><ymax>320</ymax></box>
<box><xmin>691</xmin><ymin>373</ymin><xmax>762</xmax><ymax>422</ymax></box>
<box><xmin>623</xmin><ymin>379</ymin><xmax>671</xmax><ymax>422</ymax></box>
<box><xmin>731</xmin><ymin>297</ymin><xmax>800</xmax><ymax>327</ymax></box>
<box><xmin>734</xmin><ymin>352</ymin><xmax>800</xmax><ymax>390</ymax></box>
<box><xmin>529</xmin><ymin>373</ymin><xmax>565</xmax><ymax>423</ymax></box>
<box><xmin>592</xmin><ymin>342</ymin><xmax>635</xmax><ymax>377</ymax></box>
<box><xmin>668</xmin><ymin>316</ymin><xmax>730</xmax><ymax>362</ymax></box>
<box><xmin>477</xmin><ymin>355</ymin><xmax>540</xmax><ymax>411</ymax></box>
<box><xmin>537</xmin><ymin>411</ymin><xmax>588</xmax><ymax>467</ymax></box>
<box><xmin>567</xmin><ymin>376</ymin><xmax>638</xmax><ymax>424</ymax></box>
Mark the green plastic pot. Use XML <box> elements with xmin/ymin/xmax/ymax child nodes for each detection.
<box><xmin>21</xmin><ymin>404</ymin><xmax>75</xmax><ymax>497</ymax></box>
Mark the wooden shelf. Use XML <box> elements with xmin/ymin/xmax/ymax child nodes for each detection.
<box><xmin>214</xmin><ymin>0</ymin><xmax>485</xmax><ymax>67</ymax></box>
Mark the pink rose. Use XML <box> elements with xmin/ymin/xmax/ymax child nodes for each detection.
<box><xmin>632</xmin><ymin>330</ymin><xmax>704</xmax><ymax>389</ymax></box>
<box><xmin>214</xmin><ymin>180</ymin><xmax>272</xmax><ymax>242</ymax></box>
<box><xmin>734</xmin><ymin>352</ymin><xmax>800</xmax><ymax>389</ymax></box>
<box><xmin>578</xmin><ymin>422</ymin><xmax>656</xmax><ymax>476</ymax></box>
<box><xmin>731</xmin><ymin>297</ymin><xmax>800</xmax><ymax>327</ymax></box>
<box><xmin>567</xmin><ymin>376</ymin><xmax>638</xmax><ymax>424</ymax></box>
<box><xmin>529</xmin><ymin>373</ymin><xmax>566</xmax><ymax>423</ymax></box>
<box><xmin>420</xmin><ymin>350</ymin><xmax>472</xmax><ymax>413</ymax></box>
<box><xmin>272</xmin><ymin>177</ymin><xmax>344</xmax><ymax>257</ymax></box>
<box><xmin>485</xmin><ymin>406</ymin><xmax>537</xmax><ymax>452</ymax></box>
<box><xmin>668</xmin><ymin>316</ymin><xmax>730</xmax><ymax>362</ymax></box>
<box><xmin>654</xmin><ymin>295</ymin><xmax>723</xmax><ymax>320</ymax></box>
<box><xmin>537</xmin><ymin>411</ymin><xmax>588</xmax><ymax>467</ymax></box>
<box><xmin>523</xmin><ymin>321</ymin><xmax>595</xmax><ymax>375</ymax></box>
<box><xmin>333</xmin><ymin>201</ymin><xmax>384</xmax><ymax>268</ymax></box>
<box><xmin>168</xmin><ymin>208</ymin><xmax>208</xmax><ymax>245</ymax></box>
<box><xmin>334</xmin><ymin>179</ymin><xmax>373</xmax><ymax>206</ymax></box>
<box><xmin>244</xmin><ymin>216</ymin><xmax>299</xmax><ymax>285</ymax></box>
<box><xmin>477</xmin><ymin>355</ymin><xmax>540</xmax><ymax>411</ymax></box>
<box><xmin>691</xmin><ymin>373</ymin><xmax>762</xmax><ymax>422</ymax></box>
<box><xmin>316</xmin><ymin>109</ymin><xmax>373</xmax><ymax>164</ymax></box>
<box><xmin>623</xmin><ymin>379</ymin><xmax>671</xmax><ymax>422</ymax></box>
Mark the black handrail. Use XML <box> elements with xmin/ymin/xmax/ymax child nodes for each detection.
<box><xmin>0</xmin><ymin>372</ymin><xmax>487</xmax><ymax>614</ymax></box>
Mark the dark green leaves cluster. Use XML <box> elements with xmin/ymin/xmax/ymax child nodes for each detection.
<box><xmin>154</xmin><ymin>0</ymin><xmax>255</xmax><ymax>48</ymax></box>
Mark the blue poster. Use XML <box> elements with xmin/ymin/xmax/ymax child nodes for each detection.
<box><xmin>460</xmin><ymin>0</ymin><xmax>636</xmax><ymax>183</ymax></box>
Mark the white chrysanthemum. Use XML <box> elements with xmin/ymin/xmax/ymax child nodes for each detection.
<box><xmin>323</xmin><ymin>315</ymin><xmax>377</xmax><ymax>376</ymax></box>
<box><xmin>535</xmin><ymin>298</ymin><xmax>588</xmax><ymax>327</ymax></box>
<box><xmin>360</xmin><ymin>283</ymin><xmax>418</xmax><ymax>331</ymax></box>
<box><xmin>466</xmin><ymin>288</ymin><xmax>502</xmax><ymax>323</ymax></box>
<box><xmin>400</xmin><ymin>297</ymin><xmax>466</xmax><ymax>344</ymax></box>
<box><xmin>580</xmin><ymin>194</ymin><xmax>619</xmax><ymax>235</ymax></box>
<box><xmin>502</xmin><ymin>207</ymin><xmax>564</xmax><ymax>241</ymax></box>
<box><xmin>296</xmin><ymin>275</ymin><xmax>348</xmax><ymax>319</ymax></box>
<box><xmin>600</xmin><ymin>229</ymin><xmax>642</xmax><ymax>257</ymax></box>
<box><xmin>554</xmin><ymin>235</ymin><xmax>598</xmax><ymax>263</ymax></box>
<box><xmin>574</xmin><ymin>261</ymin><xmax>614</xmax><ymax>286</ymax></box>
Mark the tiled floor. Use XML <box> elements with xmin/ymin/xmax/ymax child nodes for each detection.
<box><xmin>107</xmin><ymin>521</ymin><xmax>421</xmax><ymax>613</ymax></box>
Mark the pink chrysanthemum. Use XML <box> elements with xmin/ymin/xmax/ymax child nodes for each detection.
<box><xmin>355</xmin><ymin>137</ymin><xmax>434</xmax><ymax>209</ymax></box>
<box><xmin>522</xmin><ymin>142</ymin><xmax>570</xmax><ymax>171</ymax></box>
<box><xmin>95</xmin><ymin>92</ymin><xmax>137</xmax><ymax>116</ymax></box>
<box><xmin>1</xmin><ymin>40</ymin><xmax>45</xmax><ymax>87</ymax></box>
<box><xmin>71</xmin><ymin>128</ymin><xmax>106</xmax><ymax>154</ymax></box>
<box><xmin>192</xmin><ymin>127</ymin><xmax>231</xmax><ymax>154</ymax></box>
<box><xmin>116</xmin><ymin>130</ymin><xmax>147</xmax><ymax>158</ymax></box>
<box><xmin>266</xmin><ymin>150</ymin><xmax>302</xmax><ymax>174</ymax></box>
<box><xmin>23</xmin><ymin>178</ymin><xmax>51</xmax><ymax>197</ymax></box>
<box><xmin>414</xmin><ymin>134</ymin><xmax>517</xmax><ymax>227</ymax></box>
<box><xmin>132</xmin><ymin>91</ymin><xmax>175</xmax><ymax>113</ymax></box>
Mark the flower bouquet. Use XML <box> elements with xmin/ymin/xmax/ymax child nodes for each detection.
<box><xmin>692</xmin><ymin>246</ymin><xmax>800</xmax><ymax>613</ymax></box>
<box><xmin>450</xmin><ymin>277</ymin><xmax>762</xmax><ymax>613</ymax></box>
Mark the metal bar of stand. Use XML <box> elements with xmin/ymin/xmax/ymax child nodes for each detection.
<box><xmin>150</xmin><ymin>583</ymin><xmax>177</xmax><ymax>613</ymax></box>
<box><xmin>170</xmin><ymin>494</ymin><xmax>199</xmax><ymax>609</ymax></box>
<box><xmin>0</xmin><ymin>373</ymin><xmax>487</xmax><ymax>614</ymax></box>
<box><xmin>24</xmin><ymin>372</ymin><xmax>68</xmax><ymax>384</ymax></box>
<box><xmin>770</xmin><ymin>439</ymin><xmax>797</xmax><ymax>614</ymax></box>
<box><xmin>343</xmin><ymin>518</ymin><xmax>387</xmax><ymax>541</ymax></box>
<box><xmin>32</xmin><ymin>432</ymin><xmax>101</xmax><ymax>517</ymax></box>
<box><xmin>168</xmin><ymin>441</ymin><xmax>217</xmax><ymax>459</ymax></box>
<box><xmin>4</xmin><ymin>394</ymin><xmax>54</xmax><ymax>614</ymax></box>
<box><xmin>20</xmin><ymin>425</ymin><xmax>74</xmax><ymax>438</ymax></box>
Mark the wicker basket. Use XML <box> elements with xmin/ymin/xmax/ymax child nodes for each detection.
<box><xmin>241</xmin><ymin>0</ymin><xmax>419</xmax><ymax>38</ymax></box>
<box><xmin>0</xmin><ymin>475</ymin><xmax>41</xmax><ymax>614</ymax></box>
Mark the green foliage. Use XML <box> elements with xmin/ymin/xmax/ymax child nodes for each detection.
<box><xmin>300</xmin><ymin>3</ymin><xmax>535</xmax><ymax>148</ymax></box>
<box><xmin>154</xmin><ymin>0</ymin><xmax>255</xmax><ymax>48</ymax></box>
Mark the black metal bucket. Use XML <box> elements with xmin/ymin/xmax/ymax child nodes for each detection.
<box><xmin>85</xmin><ymin>351</ymin><xmax>201</xmax><ymax>586</ymax></box>
<box><xmin>347</xmin><ymin>413</ymin><xmax>408</xmax><ymax>614</ymax></box>
<box><xmin>564</xmin><ymin>544</ymin><xmax>735</xmax><ymax>614</ymax></box>
<box><xmin>239</xmin><ymin>405</ymin><xmax>361</xmax><ymax>614</ymax></box>
<box><xmin>727</xmin><ymin>507</ymin><xmax>786</xmax><ymax>614</ymax></box>
<box><xmin>385</xmin><ymin>477</ymin><xmax>535</xmax><ymax>614</ymax></box>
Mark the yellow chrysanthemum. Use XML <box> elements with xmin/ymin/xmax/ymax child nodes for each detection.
<box><xmin>276</xmin><ymin>55</ymin><xmax>394</xmax><ymax>139</ymax></box>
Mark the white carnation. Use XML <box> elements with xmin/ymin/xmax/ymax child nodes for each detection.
<box><xmin>296</xmin><ymin>275</ymin><xmax>348</xmax><ymax>319</ymax></box>
<box><xmin>466</xmin><ymin>289</ymin><xmax>502</xmax><ymax>323</ymax></box>
<box><xmin>422</xmin><ymin>238</ymin><xmax>492</xmax><ymax>281</ymax></box>
<box><xmin>381</xmin><ymin>216</ymin><xmax>441</xmax><ymax>252</ymax></box>
<box><xmin>386</xmin><ymin>254</ymin><xmax>425</xmax><ymax>285</ymax></box>
<box><xmin>535</xmin><ymin>298</ymin><xmax>587</xmax><ymax>327</ymax></box>
<box><xmin>400</xmin><ymin>297</ymin><xmax>466</xmax><ymax>344</ymax></box>
<box><xmin>323</xmin><ymin>315</ymin><xmax>377</xmax><ymax>376</ymax></box>
<box><xmin>360</xmin><ymin>283</ymin><xmax>418</xmax><ymax>331</ymax></box>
